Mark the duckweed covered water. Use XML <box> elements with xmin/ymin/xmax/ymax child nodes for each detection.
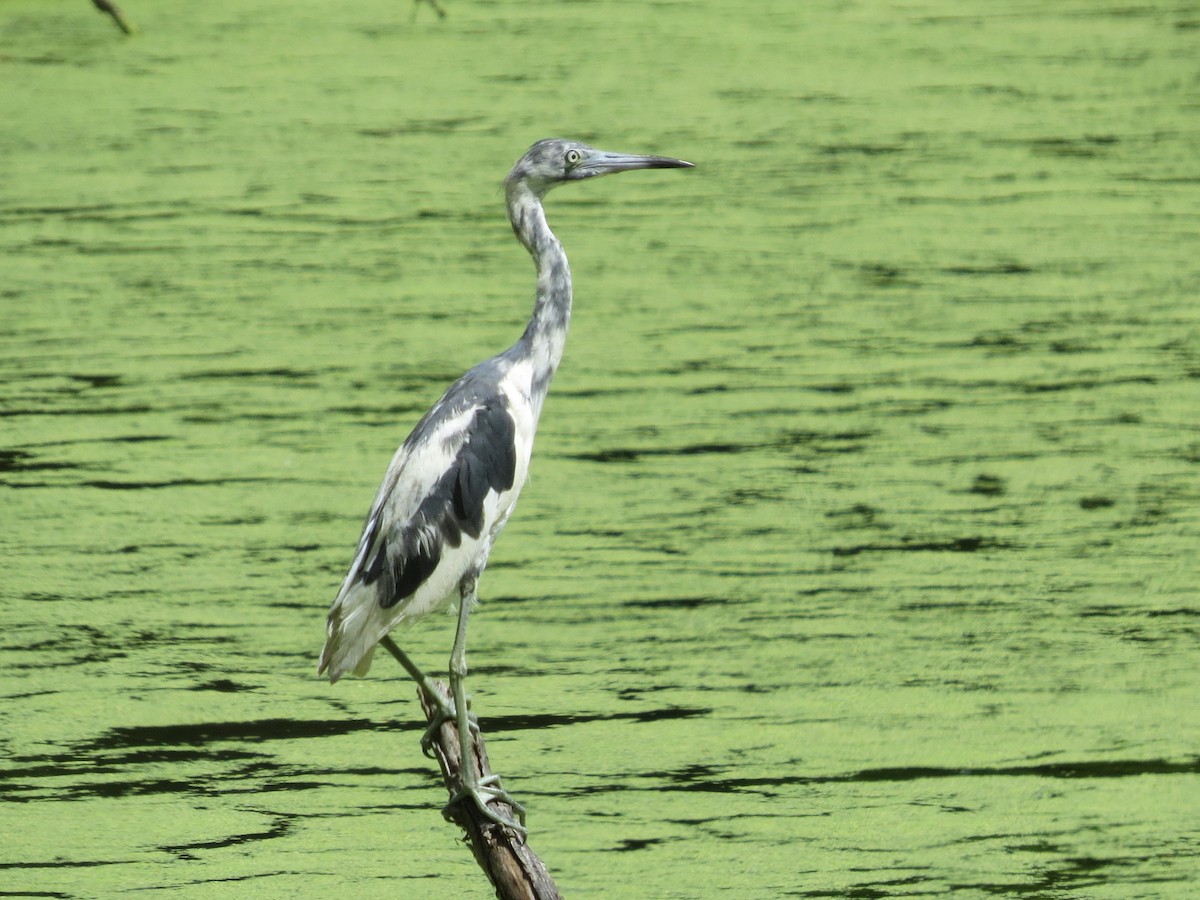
<box><xmin>2</xmin><ymin>1</ymin><xmax>1198</xmax><ymax>896</ymax></box>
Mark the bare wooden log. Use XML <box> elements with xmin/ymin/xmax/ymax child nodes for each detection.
<box><xmin>91</xmin><ymin>0</ymin><xmax>138</xmax><ymax>34</ymax></box>
<box><xmin>418</xmin><ymin>681</ymin><xmax>562</xmax><ymax>900</ymax></box>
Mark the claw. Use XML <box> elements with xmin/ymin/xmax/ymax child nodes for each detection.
<box><xmin>445</xmin><ymin>775</ymin><xmax>528</xmax><ymax>836</ymax></box>
<box><xmin>419</xmin><ymin>694</ymin><xmax>479</xmax><ymax>758</ymax></box>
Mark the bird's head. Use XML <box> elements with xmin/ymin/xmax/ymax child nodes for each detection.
<box><xmin>505</xmin><ymin>138</ymin><xmax>693</xmax><ymax>198</ymax></box>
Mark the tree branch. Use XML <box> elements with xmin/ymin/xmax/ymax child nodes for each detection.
<box><xmin>91</xmin><ymin>0</ymin><xmax>138</xmax><ymax>34</ymax></box>
<box><xmin>418</xmin><ymin>681</ymin><xmax>562</xmax><ymax>900</ymax></box>
<box><xmin>414</xmin><ymin>0</ymin><xmax>448</xmax><ymax>20</ymax></box>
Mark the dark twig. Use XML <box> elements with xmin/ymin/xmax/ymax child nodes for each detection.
<box><xmin>91</xmin><ymin>0</ymin><xmax>138</xmax><ymax>34</ymax></box>
<box><xmin>413</xmin><ymin>0</ymin><xmax>448</xmax><ymax>20</ymax></box>
<box><xmin>418</xmin><ymin>681</ymin><xmax>562</xmax><ymax>900</ymax></box>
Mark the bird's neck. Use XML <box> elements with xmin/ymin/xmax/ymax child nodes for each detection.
<box><xmin>507</xmin><ymin>183</ymin><xmax>572</xmax><ymax>412</ymax></box>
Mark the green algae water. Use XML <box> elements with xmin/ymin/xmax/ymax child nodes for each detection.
<box><xmin>2</xmin><ymin>1</ymin><xmax>1198</xmax><ymax>896</ymax></box>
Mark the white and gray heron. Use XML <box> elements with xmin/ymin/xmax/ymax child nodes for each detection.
<box><xmin>319</xmin><ymin>138</ymin><xmax>693</xmax><ymax>833</ymax></box>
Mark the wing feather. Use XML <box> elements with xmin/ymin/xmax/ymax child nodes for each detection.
<box><xmin>319</xmin><ymin>387</ymin><xmax>519</xmax><ymax>680</ymax></box>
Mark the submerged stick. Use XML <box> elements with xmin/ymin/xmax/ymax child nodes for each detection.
<box><xmin>91</xmin><ymin>0</ymin><xmax>138</xmax><ymax>34</ymax></box>
<box><xmin>413</xmin><ymin>0</ymin><xmax>448</xmax><ymax>20</ymax></box>
<box><xmin>418</xmin><ymin>681</ymin><xmax>562</xmax><ymax>900</ymax></box>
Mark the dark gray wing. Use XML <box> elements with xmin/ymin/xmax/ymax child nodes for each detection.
<box><xmin>360</xmin><ymin>399</ymin><xmax>517</xmax><ymax>609</ymax></box>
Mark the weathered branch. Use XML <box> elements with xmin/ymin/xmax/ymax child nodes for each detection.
<box><xmin>418</xmin><ymin>681</ymin><xmax>562</xmax><ymax>900</ymax></box>
<box><xmin>91</xmin><ymin>0</ymin><xmax>138</xmax><ymax>34</ymax></box>
<box><xmin>414</xmin><ymin>0</ymin><xmax>448</xmax><ymax>20</ymax></box>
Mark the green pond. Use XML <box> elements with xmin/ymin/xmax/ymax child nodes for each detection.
<box><xmin>2</xmin><ymin>0</ymin><xmax>1198</xmax><ymax>896</ymax></box>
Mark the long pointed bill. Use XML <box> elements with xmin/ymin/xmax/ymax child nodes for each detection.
<box><xmin>577</xmin><ymin>150</ymin><xmax>695</xmax><ymax>177</ymax></box>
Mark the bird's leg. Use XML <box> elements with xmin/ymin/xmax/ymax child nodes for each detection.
<box><xmin>379</xmin><ymin>634</ymin><xmax>476</xmax><ymax>756</ymax></box>
<box><xmin>445</xmin><ymin>577</ymin><xmax>527</xmax><ymax>835</ymax></box>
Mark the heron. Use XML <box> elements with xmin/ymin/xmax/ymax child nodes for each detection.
<box><xmin>318</xmin><ymin>139</ymin><xmax>693</xmax><ymax>833</ymax></box>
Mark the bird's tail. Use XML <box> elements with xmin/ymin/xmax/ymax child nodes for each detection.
<box><xmin>318</xmin><ymin>579</ymin><xmax>389</xmax><ymax>683</ymax></box>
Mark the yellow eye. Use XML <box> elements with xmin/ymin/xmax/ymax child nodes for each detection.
<box><xmin>565</xmin><ymin>149</ymin><xmax>583</xmax><ymax>165</ymax></box>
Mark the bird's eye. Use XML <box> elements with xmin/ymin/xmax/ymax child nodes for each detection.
<box><xmin>565</xmin><ymin>149</ymin><xmax>583</xmax><ymax>166</ymax></box>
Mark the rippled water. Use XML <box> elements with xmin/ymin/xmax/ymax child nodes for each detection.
<box><xmin>2</xmin><ymin>0</ymin><xmax>1198</xmax><ymax>897</ymax></box>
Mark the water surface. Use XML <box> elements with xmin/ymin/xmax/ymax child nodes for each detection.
<box><xmin>2</xmin><ymin>0</ymin><xmax>1198</xmax><ymax>896</ymax></box>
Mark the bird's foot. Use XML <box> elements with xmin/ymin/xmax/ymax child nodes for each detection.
<box><xmin>445</xmin><ymin>773</ymin><xmax>528</xmax><ymax>836</ymax></box>
<box><xmin>419</xmin><ymin>694</ymin><xmax>479</xmax><ymax>758</ymax></box>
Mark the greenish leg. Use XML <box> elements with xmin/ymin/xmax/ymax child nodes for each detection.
<box><xmin>446</xmin><ymin>578</ymin><xmax>527</xmax><ymax>834</ymax></box>
<box><xmin>379</xmin><ymin>634</ymin><xmax>473</xmax><ymax>756</ymax></box>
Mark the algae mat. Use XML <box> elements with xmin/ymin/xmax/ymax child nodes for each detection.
<box><xmin>1</xmin><ymin>0</ymin><xmax>1198</xmax><ymax>896</ymax></box>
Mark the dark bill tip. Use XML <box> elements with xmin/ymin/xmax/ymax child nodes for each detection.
<box><xmin>640</xmin><ymin>155</ymin><xmax>695</xmax><ymax>169</ymax></box>
<box><xmin>582</xmin><ymin>151</ymin><xmax>696</xmax><ymax>176</ymax></box>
